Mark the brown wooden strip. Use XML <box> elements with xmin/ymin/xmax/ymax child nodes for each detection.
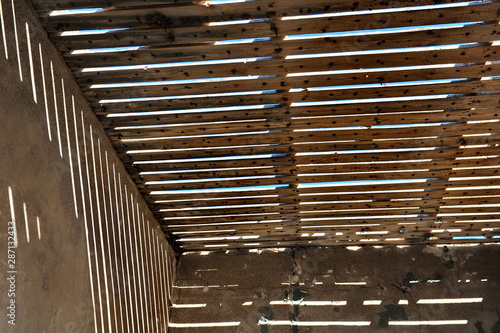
<box><xmin>89</xmin><ymin>79</ymin><xmax>499</xmax><ymax>117</ymax></box>
<box><xmin>36</xmin><ymin>0</ymin><xmax>489</xmax><ymax>28</ymax></box>
<box><xmin>153</xmin><ymin>190</ymin><xmax>500</xmax><ymax>210</ymax></box>
<box><xmin>290</xmin><ymin>79</ymin><xmax>499</xmax><ymax>103</ymax></box>
<box><xmin>118</xmin><ymin>133</ymin><xmax>500</xmax><ymax>165</ymax></box>
<box><xmin>98</xmin><ymin>95</ymin><xmax>499</xmax><ymax>124</ymax></box>
<box><xmin>293</xmin><ymin>122</ymin><xmax>500</xmax><ymax>145</ymax></box>
<box><xmin>49</xmin><ymin>4</ymin><xmax>499</xmax><ymax>51</ymax></box>
<box><xmin>64</xmin><ymin>24</ymin><xmax>500</xmax><ymax>71</ymax></box>
<box><xmin>104</xmin><ymin>99</ymin><xmax>500</xmax><ymax>140</ymax></box>
<box><xmin>79</xmin><ymin>44</ymin><xmax>498</xmax><ymax>94</ymax></box>
<box><xmin>109</xmin><ymin>119</ymin><xmax>291</xmax><ymax>139</ymax></box>
<box><xmin>141</xmin><ymin>173</ymin><xmax>295</xmax><ymax>191</ymax></box>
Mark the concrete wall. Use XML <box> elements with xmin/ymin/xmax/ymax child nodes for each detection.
<box><xmin>172</xmin><ymin>245</ymin><xmax>500</xmax><ymax>332</ymax></box>
<box><xmin>0</xmin><ymin>0</ymin><xmax>175</xmax><ymax>331</ymax></box>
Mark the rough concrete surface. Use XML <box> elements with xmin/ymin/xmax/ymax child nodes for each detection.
<box><xmin>0</xmin><ymin>37</ymin><xmax>94</xmax><ymax>333</ymax></box>
<box><xmin>172</xmin><ymin>245</ymin><xmax>500</xmax><ymax>332</ymax></box>
<box><xmin>0</xmin><ymin>0</ymin><xmax>173</xmax><ymax>331</ymax></box>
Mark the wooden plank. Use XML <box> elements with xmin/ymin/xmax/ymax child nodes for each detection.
<box><xmin>296</xmin><ymin>179</ymin><xmax>443</xmax><ymax>194</ymax></box>
<box><xmin>122</xmin><ymin>145</ymin><xmax>292</xmax><ymax>162</ymax></box>
<box><xmin>293</xmin><ymin>131</ymin><xmax>500</xmax><ymax>152</ymax></box>
<box><xmin>162</xmin><ymin>212</ymin><xmax>301</xmax><ymax>224</ymax></box>
<box><xmin>35</xmin><ymin>0</ymin><xmax>489</xmax><ymax>28</ymax></box>
<box><xmin>275</xmin><ymin>94</ymin><xmax>500</xmax><ymax>118</ymax></box>
<box><xmin>162</xmin><ymin>214</ymin><xmax>500</xmax><ymax>232</ymax></box>
<box><xmin>87</xmin><ymin>90</ymin><xmax>288</xmax><ymax>111</ymax></box>
<box><xmin>119</xmin><ymin>134</ymin><xmax>500</xmax><ymax>164</ymax></box>
<box><xmin>151</xmin><ymin>196</ymin><xmax>294</xmax><ymax>210</ymax></box>
<box><xmin>98</xmin><ymin>94</ymin><xmax>499</xmax><ymax>124</ymax></box>
<box><xmin>178</xmin><ymin>237</ymin><xmax>500</xmax><ymax>250</ymax></box>
<box><xmin>48</xmin><ymin>4</ymin><xmax>499</xmax><ymax>51</ymax></box>
<box><xmin>297</xmin><ymin>188</ymin><xmax>500</xmax><ymax>202</ymax></box>
<box><xmin>170</xmin><ymin>224</ymin><xmax>493</xmax><ymax>239</ymax></box>
<box><xmin>151</xmin><ymin>188</ymin><xmax>500</xmax><ymax>210</ymax></box>
<box><xmin>296</xmin><ymin>167</ymin><xmax>499</xmax><ymax>183</ymax></box>
<box><xmin>154</xmin><ymin>191</ymin><xmax>500</xmax><ymax>210</ymax></box>
<box><xmin>85</xmin><ymin>64</ymin><xmax>500</xmax><ymax>114</ymax></box>
<box><xmin>290</xmin><ymin>79</ymin><xmax>499</xmax><ymax>102</ymax></box>
<box><xmin>139</xmin><ymin>166</ymin><xmax>499</xmax><ymax>191</ymax></box>
<box><xmin>158</xmin><ymin>199</ymin><xmax>496</xmax><ymax>219</ymax></box>
<box><xmin>140</xmin><ymin>173</ymin><xmax>295</xmax><ymax>191</ymax></box>
<box><xmin>75</xmin><ymin>56</ymin><xmax>500</xmax><ymax>99</ymax></box>
<box><xmin>128</xmin><ymin>145</ymin><xmax>499</xmax><ymax>173</ymax></box>
<box><xmin>31</xmin><ymin>0</ymin><xmax>195</xmax><ymax>12</ymax></box>
<box><xmin>297</xmin><ymin>158</ymin><xmax>500</xmax><ymax>177</ymax></box>
<box><xmin>175</xmin><ymin>229</ymin><xmax>498</xmax><ymax>247</ymax></box>
<box><xmin>117</xmin><ymin>130</ymin><xmax>293</xmax><ymax>151</ymax></box>
<box><xmin>111</xmin><ymin>112</ymin><xmax>500</xmax><ymax>152</ymax></box>
<box><xmin>80</xmin><ymin>45</ymin><xmax>500</xmax><ymax>97</ymax></box>
<box><xmin>106</xmin><ymin>102</ymin><xmax>500</xmax><ymax>141</ymax></box>
<box><xmin>162</xmin><ymin>205</ymin><xmax>299</xmax><ymax>218</ymax></box>
<box><xmin>130</xmin><ymin>155</ymin><xmax>295</xmax><ymax>172</ymax></box>
<box><xmin>88</xmin><ymin>79</ymin><xmax>499</xmax><ymax>116</ymax></box>
<box><xmin>64</xmin><ymin>24</ymin><xmax>500</xmax><ymax>70</ymax></box>
<box><xmin>109</xmin><ymin>119</ymin><xmax>292</xmax><ymax>139</ymax></box>
<box><xmin>295</xmin><ymin>145</ymin><xmax>500</xmax><ymax>164</ymax></box>
<box><xmin>137</xmin><ymin>155</ymin><xmax>500</xmax><ymax>182</ymax></box>
<box><xmin>293</xmin><ymin>122</ymin><xmax>500</xmax><ymax>144</ymax></box>
<box><xmin>138</xmin><ymin>165</ymin><xmax>294</xmax><ymax>181</ymax></box>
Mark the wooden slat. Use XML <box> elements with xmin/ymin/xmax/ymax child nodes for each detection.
<box><xmin>64</xmin><ymin>24</ymin><xmax>500</xmax><ymax>70</ymax></box>
<box><xmin>171</xmin><ymin>223</ymin><xmax>493</xmax><ymax>238</ymax></box>
<box><xmin>139</xmin><ymin>163</ymin><xmax>499</xmax><ymax>191</ymax></box>
<box><xmin>111</xmin><ymin>109</ymin><xmax>500</xmax><ymax>152</ymax></box>
<box><xmin>91</xmin><ymin>79</ymin><xmax>499</xmax><ymax>119</ymax></box>
<box><xmin>131</xmin><ymin>157</ymin><xmax>294</xmax><ymax>172</ymax></box>
<box><xmin>177</xmin><ymin>233</ymin><xmax>500</xmax><ymax>250</ymax></box>
<box><xmin>117</xmin><ymin>131</ymin><xmax>292</xmax><ymax>151</ymax></box>
<box><xmin>163</xmin><ymin>214</ymin><xmax>500</xmax><ymax>232</ymax></box>
<box><xmin>75</xmin><ymin>58</ymin><xmax>500</xmax><ymax>100</ymax></box>
<box><xmin>178</xmin><ymin>237</ymin><xmax>499</xmax><ymax>250</ymax></box>
<box><xmin>99</xmin><ymin>94</ymin><xmax>499</xmax><ymax>124</ymax></box>
<box><xmin>36</xmin><ymin>0</ymin><xmax>490</xmax><ymax>27</ymax></box>
<box><xmin>30</xmin><ymin>0</ymin><xmax>500</xmax><ymax>250</ymax></box>
<box><xmin>80</xmin><ymin>44</ymin><xmax>499</xmax><ymax>97</ymax></box>
<box><xmin>32</xmin><ymin>0</ymin><xmax>195</xmax><ymax>12</ymax></box>
<box><xmin>293</xmin><ymin>122</ymin><xmax>500</xmax><ymax>144</ymax></box>
<box><xmin>101</xmin><ymin>113</ymin><xmax>500</xmax><ymax>154</ymax></box>
<box><xmin>154</xmin><ymin>192</ymin><xmax>500</xmax><ymax>210</ymax></box>
<box><xmin>109</xmin><ymin>119</ymin><xmax>292</xmax><ymax>139</ymax></box>
<box><xmin>48</xmin><ymin>3</ymin><xmax>499</xmax><ymax>51</ymax></box>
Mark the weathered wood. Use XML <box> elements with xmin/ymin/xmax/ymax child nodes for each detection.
<box><xmin>48</xmin><ymin>4</ymin><xmax>499</xmax><ymax>51</ymax></box>
<box><xmin>138</xmin><ymin>164</ymin><xmax>499</xmax><ymax>192</ymax></box>
<box><xmin>153</xmin><ymin>190</ymin><xmax>500</xmax><ymax>210</ymax></box>
<box><xmin>106</xmin><ymin>101</ymin><xmax>500</xmax><ymax>140</ymax></box>
<box><xmin>80</xmin><ymin>44</ymin><xmax>499</xmax><ymax>97</ymax></box>
<box><xmin>64</xmin><ymin>24</ymin><xmax>500</xmax><ymax>71</ymax></box>
<box><xmin>120</xmin><ymin>134</ymin><xmax>500</xmax><ymax>166</ymax></box>
<box><xmin>176</xmin><ymin>230</ymin><xmax>500</xmax><ymax>250</ymax></box>
<box><xmin>89</xmin><ymin>79</ymin><xmax>499</xmax><ymax>119</ymax></box>
<box><xmin>98</xmin><ymin>94</ymin><xmax>499</xmax><ymax>123</ymax></box>
<box><xmin>35</xmin><ymin>0</ymin><xmax>491</xmax><ymax>27</ymax></box>
<box><xmin>109</xmin><ymin>119</ymin><xmax>292</xmax><ymax>139</ymax></box>
<box><xmin>76</xmin><ymin>58</ymin><xmax>500</xmax><ymax>100</ymax></box>
<box><xmin>293</xmin><ymin>122</ymin><xmax>500</xmax><ymax>144</ymax></box>
<box><xmin>30</xmin><ymin>0</ymin><xmax>500</xmax><ymax>249</ymax></box>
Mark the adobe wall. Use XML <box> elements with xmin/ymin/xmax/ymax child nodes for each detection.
<box><xmin>0</xmin><ymin>0</ymin><xmax>174</xmax><ymax>331</ymax></box>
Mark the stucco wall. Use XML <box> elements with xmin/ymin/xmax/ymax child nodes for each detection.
<box><xmin>172</xmin><ymin>245</ymin><xmax>500</xmax><ymax>332</ymax></box>
<box><xmin>0</xmin><ymin>0</ymin><xmax>174</xmax><ymax>331</ymax></box>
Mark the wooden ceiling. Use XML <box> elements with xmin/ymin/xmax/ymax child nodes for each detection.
<box><xmin>30</xmin><ymin>0</ymin><xmax>500</xmax><ymax>251</ymax></box>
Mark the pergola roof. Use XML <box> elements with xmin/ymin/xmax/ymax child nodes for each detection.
<box><xmin>30</xmin><ymin>0</ymin><xmax>500</xmax><ymax>251</ymax></box>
